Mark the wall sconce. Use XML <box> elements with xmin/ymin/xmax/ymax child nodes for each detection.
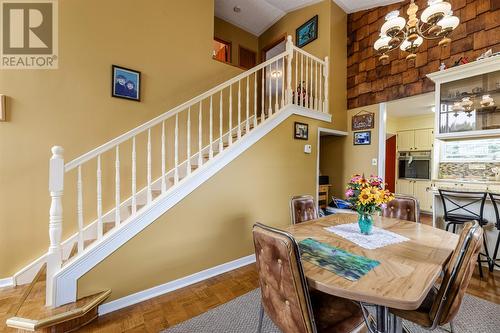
<box><xmin>0</xmin><ymin>95</ymin><xmax>6</xmax><ymax>122</ymax></box>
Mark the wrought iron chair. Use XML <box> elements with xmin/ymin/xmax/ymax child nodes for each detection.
<box><xmin>488</xmin><ymin>193</ymin><xmax>500</xmax><ymax>271</ymax></box>
<box><xmin>252</xmin><ymin>223</ymin><xmax>366</xmax><ymax>333</ymax></box>
<box><xmin>290</xmin><ymin>195</ymin><xmax>318</xmax><ymax>224</ymax></box>
<box><xmin>438</xmin><ymin>189</ymin><xmax>490</xmax><ymax>278</ymax></box>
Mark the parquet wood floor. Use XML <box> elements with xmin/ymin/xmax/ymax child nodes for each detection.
<box><xmin>1</xmin><ymin>213</ymin><xmax>498</xmax><ymax>332</ymax></box>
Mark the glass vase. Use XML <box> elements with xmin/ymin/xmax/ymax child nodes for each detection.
<box><xmin>358</xmin><ymin>213</ymin><xmax>373</xmax><ymax>235</ymax></box>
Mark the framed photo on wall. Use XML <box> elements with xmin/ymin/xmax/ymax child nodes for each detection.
<box><xmin>294</xmin><ymin>122</ymin><xmax>309</xmax><ymax>140</ymax></box>
<box><xmin>112</xmin><ymin>65</ymin><xmax>141</xmax><ymax>101</ymax></box>
<box><xmin>352</xmin><ymin>110</ymin><xmax>375</xmax><ymax>131</ymax></box>
<box><xmin>353</xmin><ymin>131</ymin><xmax>371</xmax><ymax>145</ymax></box>
<box><xmin>296</xmin><ymin>15</ymin><xmax>318</xmax><ymax>48</ymax></box>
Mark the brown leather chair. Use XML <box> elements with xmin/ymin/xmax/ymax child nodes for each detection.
<box><xmin>388</xmin><ymin>221</ymin><xmax>483</xmax><ymax>331</ymax></box>
<box><xmin>381</xmin><ymin>194</ymin><xmax>420</xmax><ymax>223</ymax></box>
<box><xmin>253</xmin><ymin>223</ymin><xmax>365</xmax><ymax>333</ymax></box>
<box><xmin>290</xmin><ymin>195</ymin><xmax>318</xmax><ymax>224</ymax></box>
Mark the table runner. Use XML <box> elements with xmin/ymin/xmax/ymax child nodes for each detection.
<box><xmin>324</xmin><ymin>223</ymin><xmax>409</xmax><ymax>250</ymax></box>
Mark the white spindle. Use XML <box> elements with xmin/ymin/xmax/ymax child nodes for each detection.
<box><xmin>319</xmin><ymin>64</ymin><xmax>323</xmax><ymax>112</ymax></box>
<box><xmin>187</xmin><ymin>107</ymin><xmax>191</xmax><ymax>175</ymax></box>
<box><xmin>261</xmin><ymin>68</ymin><xmax>265</xmax><ymax>121</ymax></box>
<box><xmin>246</xmin><ymin>76</ymin><xmax>250</xmax><ymax>133</ymax></box>
<box><xmin>324</xmin><ymin>56</ymin><xmax>329</xmax><ymax>114</ymax></box>
<box><xmin>131</xmin><ymin>137</ymin><xmax>137</xmax><ymax>214</ymax></box>
<box><xmin>315</xmin><ymin>61</ymin><xmax>318</xmax><ymax>111</ymax></box>
<box><xmin>237</xmin><ymin>81</ymin><xmax>242</xmax><ymax>139</ymax></box>
<box><xmin>281</xmin><ymin>58</ymin><xmax>285</xmax><ymax>108</ymax></box>
<box><xmin>274</xmin><ymin>61</ymin><xmax>279</xmax><ymax>113</ymax></box>
<box><xmin>300</xmin><ymin>53</ymin><xmax>304</xmax><ymax>107</ymax></box>
<box><xmin>161</xmin><ymin>121</ymin><xmax>166</xmax><ymax>193</ymax></box>
<box><xmin>253</xmin><ymin>73</ymin><xmax>257</xmax><ymax>128</ymax></box>
<box><xmin>294</xmin><ymin>51</ymin><xmax>298</xmax><ymax>105</ymax></box>
<box><xmin>115</xmin><ymin>146</ymin><xmax>120</xmax><ymax>226</ymax></box>
<box><xmin>229</xmin><ymin>85</ymin><xmax>233</xmax><ymax>145</ymax></box>
<box><xmin>198</xmin><ymin>101</ymin><xmax>203</xmax><ymax>166</ymax></box>
<box><xmin>285</xmin><ymin>36</ymin><xmax>293</xmax><ymax>105</ymax></box>
<box><xmin>77</xmin><ymin>165</ymin><xmax>83</xmax><ymax>254</ymax></box>
<box><xmin>310</xmin><ymin>57</ymin><xmax>313</xmax><ymax>109</ymax></box>
<box><xmin>209</xmin><ymin>96</ymin><xmax>214</xmax><ymax>159</ymax></box>
<box><xmin>174</xmin><ymin>113</ymin><xmax>179</xmax><ymax>184</ymax></box>
<box><xmin>146</xmin><ymin>128</ymin><xmax>153</xmax><ymax>204</ymax></box>
<box><xmin>47</xmin><ymin>146</ymin><xmax>64</xmax><ymax>306</ymax></box>
<box><xmin>305</xmin><ymin>56</ymin><xmax>309</xmax><ymax>108</ymax></box>
<box><xmin>268</xmin><ymin>64</ymin><xmax>272</xmax><ymax>116</ymax></box>
<box><xmin>219</xmin><ymin>91</ymin><xmax>223</xmax><ymax>152</ymax></box>
<box><xmin>96</xmin><ymin>155</ymin><xmax>103</xmax><ymax>240</ymax></box>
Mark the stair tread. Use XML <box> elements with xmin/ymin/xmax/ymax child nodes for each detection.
<box><xmin>8</xmin><ymin>265</ymin><xmax>110</xmax><ymax>329</ymax></box>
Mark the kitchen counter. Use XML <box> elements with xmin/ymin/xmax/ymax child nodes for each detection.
<box><xmin>432</xmin><ymin>178</ymin><xmax>500</xmax><ymax>185</ymax></box>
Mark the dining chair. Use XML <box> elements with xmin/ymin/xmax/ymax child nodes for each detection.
<box><xmin>252</xmin><ymin>223</ymin><xmax>366</xmax><ymax>333</ymax></box>
<box><xmin>290</xmin><ymin>195</ymin><xmax>318</xmax><ymax>224</ymax></box>
<box><xmin>438</xmin><ymin>189</ymin><xmax>490</xmax><ymax>278</ymax></box>
<box><xmin>488</xmin><ymin>193</ymin><xmax>500</xmax><ymax>271</ymax></box>
<box><xmin>388</xmin><ymin>221</ymin><xmax>483</xmax><ymax>333</ymax></box>
<box><xmin>381</xmin><ymin>194</ymin><xmax>420</xmax><ymax>223</ymax></box>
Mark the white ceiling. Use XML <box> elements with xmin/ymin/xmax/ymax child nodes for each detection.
<box><xmin>214</xmin><ymin>0</ymin><xmax>403</xmax><ymax>36</ymax></box>
<box><xmin>387</xmin><ymin>92</ymin><xmax>435</xmax><ymax>118</ymax></box>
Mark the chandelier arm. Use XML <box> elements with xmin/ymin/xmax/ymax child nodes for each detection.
<box><xmin>386</xmin><ymin>29</ymin><xmax>407</xmax><ymax>52</ymax></box>
<box><xmin>416</xmin><ymin>21</ymin><xmax>443</xmax><ymax>40</ymax></box>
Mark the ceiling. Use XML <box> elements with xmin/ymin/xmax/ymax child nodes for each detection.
<box><xmin>387</xmin><ymin>92</ymin><xmax>435</xmax><ymax>118</ymax></box>
<box><xmin>214</xmin><ymin>0</ymin><xmax>403</xmax><ymax>36</ymax></box>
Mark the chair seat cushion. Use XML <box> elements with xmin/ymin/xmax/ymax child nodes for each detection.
<box><xmin>446</xmin><ymin>214</ymin><xmax>487</xmax><ymax>225</ymax></box>
<box><xmin>390</xmin><ymin>286</ymin><xmax>437</xmax><ymax>328</ymax></box>
<box><xmin>310</xmin><ymin>290</ymin><xmax>365</xmax><ymax>333</ymax></box>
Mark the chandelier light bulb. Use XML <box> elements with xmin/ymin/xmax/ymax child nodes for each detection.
<box><xmin>421</xmin><ymin>0</ymin><xmax>452</xmax><ymax>24</ymax></box>
<box><xmin>437</xmin><ymin>13</ymin><xmax>459</xmax><ymax>31</ymax></box>
<box><xmin>374</xmin><ymin>34</ymin><xmax>391</xmax><ymax>51</ymax></box>
<box><xmin>381</xmin><ymin>10</ymin><xmax>406</xmax><ymax>37</ymax></box>
<box><xmin>400</xmin><ymin>36</ymin><xmax>423</xmax><ymax>52</ymax></box>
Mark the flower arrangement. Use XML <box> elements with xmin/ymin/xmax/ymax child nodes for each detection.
<box><xmin>345</xmin><ymin>174</ymin><xmax>394</xmax><ymax>234</ymax></box>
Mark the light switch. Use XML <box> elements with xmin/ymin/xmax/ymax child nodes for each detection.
<box><xmin>372</xmin><ymin>158</ymin><xmax>378</xmax><ymax>166</ymax></box>
<box><xmin>304</xmin><ymin>144</ymin><xmax>312</xmax><ymax>154</ymax></box>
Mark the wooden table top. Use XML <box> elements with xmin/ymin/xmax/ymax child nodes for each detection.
<box><xmin>286</xmin><ymin>214</ymin><xmax>459</xmax><ymax>310</ymax></box>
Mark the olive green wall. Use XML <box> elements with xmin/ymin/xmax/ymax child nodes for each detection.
<box><xmin>214</xmin><ymin>17</ymin><xmax>258</xmax><ymax>68</ymax></box>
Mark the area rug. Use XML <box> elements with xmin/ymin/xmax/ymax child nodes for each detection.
<box><xmin>161</xmin><ymin>289</ymin><xmax>500</xmax><ymax>333</ymax></box>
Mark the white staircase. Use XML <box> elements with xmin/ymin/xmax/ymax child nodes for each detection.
<box><xmin>39</xmin><ymin>36</ymin><xmax>331</xmax><ymax>308</ymax></box>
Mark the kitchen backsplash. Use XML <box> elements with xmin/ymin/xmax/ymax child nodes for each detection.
<box><xmin>439</xmin><ymin>162</ymin><xmax>500</xmax><ymax>178</ymax></box>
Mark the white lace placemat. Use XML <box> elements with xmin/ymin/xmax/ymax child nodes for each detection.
<box><xmin>324</xmin><ymin>223</ymin><xmax>409</xmax><ymax>250</ymax></box>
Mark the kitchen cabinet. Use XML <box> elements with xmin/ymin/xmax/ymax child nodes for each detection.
<box><xmin>396</xmin><ymin>179</ymin><xmax>433</xmax><ymax>212</ymax></box>
<box><xmin>397</xmin><ymin>128</ymin><xmax>433</xmax><ymax>152</ymax></box>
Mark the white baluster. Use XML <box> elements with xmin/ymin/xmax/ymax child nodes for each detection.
<box><xmin>324</xmin><ymin>56</ymin><xmax>329</xmax><ymax>114</ymax></box>
<box><xmin>315</xmin><ymin>61</ymin><xmax>318</xmax><ymax>111</ymax></box>
<box><xmin>281</xmin><ymin>57</ymin><xmax>285</xmax><ymax>108</ymax></box>
<box><xmin>219</xmin><ymin>90</ymin><xmax>223</xmax><ymax>152</ymax></box>
<box><xmin>246</xmin><ymin>76</ymin><xmax>250</xmax><ymax>133</ymax></box>
<box><xmin>174</xmin><ymin>113</ymin><xmax>179</xmax><ymax>184</ymax></box>
<box><xmin>261</xmin><ymin>68</ymin><xmax>265</xmax><ymax>122</ymax></box>
<box><xmin>47</xmin><ymin>146</ymin><xmax>64</xmax><ymax>306</ymax></box>
<box><xmin>286</xmin><ymin>36</ymin><xmax>293</xmax><ymax>105</ymax></box>
<box><xmin>300</xmin><ymin>53</ymin><xmax>304</xmax><ymax>107</ymax></box>
<box><xmin>237</xmin><ymin>81</ymin><xmax>242</xmax><ymax>139</ymax></box>
<box><xmin>274</xmin><ymin>61</ymin><xmax>279</xmax><ymax>113</ymax></box>
<box><xmin>294</xmin><ymin>51</ymin><xmax>298</xmax><ymax>105</ymax></box>
<box><xmin>254</xmin><ymin>73</ymin><xmax>257</xmax><ymax>128</ymax></box>
<box><xmin>115</xmin><ymin>146</ymin><xmax>120</xmax><ymax>226</ymax></box>
<box><xmin>305</xmin><ymin>56</ymin><xmax>309</xmax><ymax>108</ymax></box>
<box><xmin>310</xmin><ymin>57</ymin><xmax>313</xmax><ymax>109</ymax></box>
<box><xmin>229</xmin><ymin>85</ymin><xmax>233</xmax><ymax>145</ymax></box>
<box><xmin>161</xmin><ymin>121</ymin><xmax>166</xmax><ymax>193</ymax></box>
<box><xmin>319</xmin><ymin>64</ymin><xmax>323</xmax><ymax>112</ymax></box>
<box><xmin>77</xmin><ymin>165</ymin><xmax>83</xmax><ymax>254</ymax></box>
<box><xmin>131</xmin><ymin>136</ymin><xmax>137</xmax><ymax>214</ymax></box>
<box><xmin>96</xmin><ymin>154</ymin><xmax>103</xmax><ymax>240</ymax></box>
<box><xmin>147</xmin><ymin>129</ymin><xmax>152</xmax><ymax>204</ymax></box>
<box><xmin>187</xmin><ymin>107</ymin><xmax>191</xmax><ymax>175</ymax></box>
<box><xmin>209</xmin><ymin>96</ymin><xmax>214</xmax><ymax>159</ymax></box>
<box><xmin>198</xmin><ymin>101</ymin><xmax>203</xmax><ymax>166</ymax></box>
<box><xmin>268</xmin><ymin>64</ymin><xmax>272</xmax><ymax>116</ymax></box>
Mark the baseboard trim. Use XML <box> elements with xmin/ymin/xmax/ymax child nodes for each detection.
<box><xmin>0</xmin><ymin>277</ymin><xmax>14</xmax><ymax>288</ymax></box>
<box><xmin>98</xmin><ymin>254</ymin><xmax>256</xmax><ymax>315</ymax></box>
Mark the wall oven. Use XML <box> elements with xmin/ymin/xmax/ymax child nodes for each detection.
<box><xmin>398</xmin><ymin>151</ymin><xmax>432</xmax><ymax>180</ymax></box>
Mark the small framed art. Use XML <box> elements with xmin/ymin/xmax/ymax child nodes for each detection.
<box><xmin>353</xmin><ymin>131</ymin><xmax>371</xmax><ymax>145</ymax></box>
<box><xmin>296</xmin><ymin>15</ymin><xmax>318</xmax><ymax>48</ymax></box>
<box><xmin>112</xmin><ymin>65</ymin><xmax>141</xmax><ymax>101</ymax></box>
<box><xmin>294</xmin><ymin>122</ymin><xmax>309</xmax><ymax>140</ymax></box>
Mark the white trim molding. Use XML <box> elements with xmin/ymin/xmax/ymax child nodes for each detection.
<box><xmin>98</xmin><ymin>254</ymin><xmax>256</xmax><ymax>315</ymax></box>
<box><xmin>50</xmin><ymin>105</ymin><xmax>331</xmax><ymax>307</ymax></box>
<box><xmin>0</xmin><ymin>277</ymin><xmax>14</xmax><ymax>288</ymax></box>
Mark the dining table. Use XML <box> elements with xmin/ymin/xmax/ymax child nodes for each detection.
<box><xmin>286</xmin><ymin>213</ymin><xmax>459</xmax><ymax>333</ymax></box>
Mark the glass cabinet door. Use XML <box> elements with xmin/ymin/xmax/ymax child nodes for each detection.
<box><xmin>439</xmin><ymin>70</ymin><xmax>500</xmax><ymax>134</ymax></box>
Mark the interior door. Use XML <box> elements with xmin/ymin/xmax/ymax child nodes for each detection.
<box><xmin>414</xmin><ymin>180</ymin><xmax>432</xmax><ymax>212</ymax></box>
<box><xmin>414</xmin><ymin>128</ymin><xmax>433</xmax><ymax>151</ymax></box>
<box><xmin>397</xmin><ymin>131</ymin><xmax>414</xmax><ymax>151</ymax></box>
<box><xmin>385</xmin><ymin>135</ymin><xmax>397</xmax><ymax>193</ymax></box>
<box><xmin>396</xmin><ymin>179</ymin><xmax>413</xmax><ymax>196</ymax></box>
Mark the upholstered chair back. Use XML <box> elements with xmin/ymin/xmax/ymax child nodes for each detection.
<box><xmin>430</xmin><ymin>221</ymin><xmax>483</xmax><ymax>326</ymax></box>
<box><xmin>381</xmin><ymin>194</ymin><xmax>420</xmax><ymax>222</ymax></box>
<box><xmin>252</xmin><ymin>223</ymin><xmax>316</xmax><ymax>333</ymax></box>
<box><xmin>290</xmin><ymin>195</ymin><xmax>318</xmax><ymax>224</ymax></box>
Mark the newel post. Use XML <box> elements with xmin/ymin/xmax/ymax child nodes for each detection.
<box><xmin>323</xmin><ymin>56</ymin><xmax>329</xmax><ymax>114</ymax></box>
<box><xmin>285</xmin><ymin>35</ymin><xmax>294</xmax><ymax>105</ymax></box>
<box><xmin>46</xmin><ymin>146</ymin><xmax>64</xmax><ymax>306</ymax></box>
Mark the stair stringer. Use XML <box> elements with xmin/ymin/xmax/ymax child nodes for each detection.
<box><xmin>50</xmin><ymin>105</ymin><xmax>331</xmax><ymax>307</ymax></box>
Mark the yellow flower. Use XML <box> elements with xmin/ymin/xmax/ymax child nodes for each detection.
<box><xmin>359</xmin><ymin>188</ymin><xmax>373</xmax><ymax>205</ymax></box>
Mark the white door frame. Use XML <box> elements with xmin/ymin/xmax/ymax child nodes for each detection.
<box><xmin>378</xmin><ymin>103</ymin><xmax>387</xmax><ymax>181</ymax></box>
<box><xmin>316</xmin><ymin>127</ymin><xmax>348</xmax><ymax>208</ymax></box>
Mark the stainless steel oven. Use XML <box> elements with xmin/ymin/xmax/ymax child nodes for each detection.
<box><xmin>398</xmin><ymin>151</ymin><xmax>431</xmax><ymax>180</ymax></box>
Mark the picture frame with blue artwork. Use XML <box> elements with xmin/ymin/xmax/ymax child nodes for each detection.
<box><xmin>296</xmin><ymin>15</ymin><xmax>318</xmax><ymax>48</ymax></box>
<box><xmin>112</xmin><ymin>65</ymin><xmax>141</xmax><ymax>101</ymax></box>
<box><xmin>353</xmin><ymin>131</ymin><xmax>371</xmax><ymax>145</ymax></box>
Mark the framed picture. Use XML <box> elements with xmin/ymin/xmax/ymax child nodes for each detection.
<box><xmin>352</xmin><ymin>111</ymin><xmax>375</xmax><ymax>131</ymax></box>
<box><xmin>112</xmin><ymin>65</ymin><xmax>141</xmax><ymax>101</ymax></box>
<box><xmin>353</xmin><ymin>131</ymin><xmax>371</xmax><ymax>145</ymax></box>
<box><xmin>296</xmin><ymin>15</ymin><xmax>318</xmax><ymax>48</ymax></box>
<box><xmin>294</xmin><ymin>122</ymin><xmax>309</xmax><ymax>140</ymax></box>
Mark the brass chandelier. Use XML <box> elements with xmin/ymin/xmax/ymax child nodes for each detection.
<box><xmin>374</xmin><ymin>0</ymin><xmax>460</xmax><ymax>62</ymax></box>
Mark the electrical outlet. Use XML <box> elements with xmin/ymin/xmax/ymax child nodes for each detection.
<box><xmin>372</xmin><ymin>158</ymin><xmax>378</xmax><ymax>166</ymax></box>
<box><xmin>304</xmin><ymin>144</ymin><xmax>312</xmax><ymax>154</ymax></box>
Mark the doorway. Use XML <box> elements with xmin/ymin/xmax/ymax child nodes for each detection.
<box><xmin>385</xmin><ymin>134</ymin><xmax>396</xmax><ymax>193</ymax></box>
<box><xmin>262</xmin><ymin>37</ymin><xmax>286</xmax><ymax>107</ymax></box>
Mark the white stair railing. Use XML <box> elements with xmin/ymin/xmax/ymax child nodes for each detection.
<box><xmin>45</xmin><ymin>36</ymin><xmax>329</xmax><ymax>306</ymax></box>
